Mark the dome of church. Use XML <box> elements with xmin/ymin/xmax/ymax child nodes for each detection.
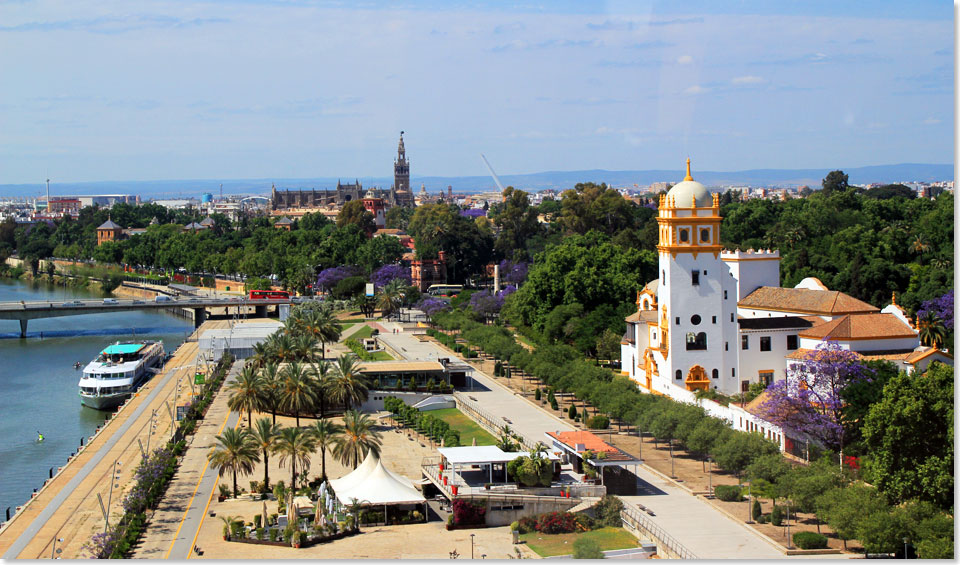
<box><xmin>666</xmin><ymin>159</ymin><xmax>712</xmax><ymax>207</ymax></box>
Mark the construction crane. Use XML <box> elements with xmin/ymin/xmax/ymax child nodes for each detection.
<box><xmin>480</xmin><ymin>154</ymin><xmax>506</xmax><ymax>194</ymax></box>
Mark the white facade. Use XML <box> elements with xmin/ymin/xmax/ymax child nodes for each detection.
<box><xmin>619</xmin><ymin>161</ymin><xmax>949</xmax><ymax>432</ymax></box>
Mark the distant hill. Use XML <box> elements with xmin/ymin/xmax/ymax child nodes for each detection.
<box><xmin>0</xmin><ymin>163</ymin><xmax>951</xmax><ymax>199</ymax></box>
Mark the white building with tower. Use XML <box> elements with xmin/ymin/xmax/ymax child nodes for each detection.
<box><xmin>620</xmin><ymin>160</ymin><xmax>952</xmax><ymax>413</ymax></box>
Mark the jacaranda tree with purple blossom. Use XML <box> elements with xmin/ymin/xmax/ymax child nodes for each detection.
<box><xmin>758</xmin><ymin>341</ymin><xmax>871</xmax><ymax>458</ymax></box>
<box><xmin>499</xmin><ymin>260</ymin><xmax>529</xmax><ymax>286</ymax></box>
<box><xmin>371</xmin><ymin>263</ymin><xmax>412</xmax><ymax>289</ymax></box>
<box><xmin>469</xmin><ymin>285</ymin><xmax>516</xmax><ymax>321</ymax></box>
<box><xmin>316</xmin><ymin>265</ymin><xmax>361</xmax><ymax>292</ymax></box>
<box><xmin>416</xmin><ymin>297</ymin><xmax>451</xmax><ymax>318</ymax></box>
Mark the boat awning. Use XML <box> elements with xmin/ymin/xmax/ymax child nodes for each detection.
<box><xmin>102</xmin><ymin>343</ymin><xmax>146</xmax><ymax>355</ymax></box>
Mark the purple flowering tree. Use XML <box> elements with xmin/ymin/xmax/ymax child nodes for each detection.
<box><xmin>499</xmin><ymin>260</ymin><xmax>529</xmax><ymax>286</ymax></box>
<box><xmin>918</xmin><ymin>290</ymin><xmax>953</xmax><ymax>330</ymax></box>
<box><xmin>460</xmin><ymin>208</ymin><xmax>486</xmax><ymax>218</ymax></box>
<box><xmin>469</xmin><ymin>285</ymin><xmax>516</xmax><ymax>321</ymax></box>
<box><xmin>416</xmin><ymin>297</ymin><xmax>451</xmax><ymax>318</ymax></box>
<box><xmin>84</xmin><ymin>529</ymin><xmax>120</xmax><ymax>558</ymax></box>
<box><xmin>371</xmin><ymin>264</ymin><xmax>412</xmax><ymax>289</ymax></box>
<box><xmin>315</xmin><ymin>265</ymin><xmax>361</xmax><ymax>292</ymax></box>
<box><xmin>758</xmin><ymin>341</ymin><xmax>870</xmax><ymax>455</ymax></box>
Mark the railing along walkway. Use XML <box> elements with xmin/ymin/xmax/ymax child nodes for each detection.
<box><xmin>620</xmin><ymin>503</ymin><xmax>698</xmax><ymax>560</ymax></box>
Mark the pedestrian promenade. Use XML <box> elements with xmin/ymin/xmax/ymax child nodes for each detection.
<box><xmin>134</xmin><ymin>364</ymin><xmax>241</xmax><ymax>559</ymax></box>
<box><xmin>378</xmin><ymin>330</ymin><xmax>834</xmax><ymax>559</ymax></box>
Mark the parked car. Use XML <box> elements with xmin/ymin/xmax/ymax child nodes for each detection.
<box><xmin>103</xmin><ymin>298</ymin><xmax>119</xmax><ymax>305</ymax></box>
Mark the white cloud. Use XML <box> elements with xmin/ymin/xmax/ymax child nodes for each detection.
<box><xmin>731</xmin><ymin>75</ymin><xmax>765</xmax><ymax>84</ymax></box>
<box><xmin>677</xmin><ymin>55</ymin><xmax>694</xmax><ymax>64</ymax></box>
<box><xmin>683</xmin><ymin>85</ymin><xmax>708</xmax><ymax>95</ymax></box>
<box><xmin>923</xmin><ymin>117</ymin><xmax>941</xmax><ymax>125</ymax></box>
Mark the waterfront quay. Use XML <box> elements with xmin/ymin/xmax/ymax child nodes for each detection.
<box><xmin>0</xmin><ymin>320</ymin><xmax>239</xmax><ymax>559</ymax></box>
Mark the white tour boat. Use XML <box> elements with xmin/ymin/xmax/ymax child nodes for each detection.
<box><xmin>78</xmin><ymin>341</ymin><xmax>165</xmax><ymax>410</ymax></box>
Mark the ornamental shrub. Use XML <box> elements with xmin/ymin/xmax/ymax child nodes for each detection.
<box><xmin>568</xmin><ymin>404</ymin><xmax>578</xmax><ymax>419</ymax></box>
<box><xmin>517</xmin><ymin>515</ymin><xmax>537</xmax><ymax>534</ymax></box>
<box><xmin>510</xmin><ymin>520</ymin><xmax>520</xmax><ymax>532</ymax></box>
<box><xmin>587</xmin><ymin>415</ymin><xmax>609</xmax><ymax>429</ymax></box>
<box><xmin>771</xmin><ymin>505</ymin><xmax>783</xmax><ymax>526</ymax></box>
<box><xmin>536</xmin><ymin>511</ymin><xmax>577</xmax><ymax>534</ymax></box>
<box><xmin>535</xmin><ymin>388</ymin><xmax>542</xmax><ymax>401</ymax></box>
<box><xmin>793</xmin><ymin>531</ymin><xmax>828</xmax><ymax>549</ymax></box>
<box><xmin>573</xmin><ymin>538</ymin><xmax>604</xmax><ymax>559</ymax></box>
<box><xmin>550</xmin><ymin>397</ymin><xmax>559</xmax><ymax>411</ymax></box>
<box><xmin>714</xmin><ymin>485</ymin><xmax>743</xmax><ymax>502</ymax></box>
<box><xmin>593</xmin><ymin>494</ymin><xmax>625</xmax><ymax>527</ymax></box>
<box><xmin>452</xmin><ymin>498</ymin><xmax>487</xmax><ymax>526</ymax></box>
<box><xmin>752</xmin><ymin>499</ymin><xmax>762</xmax><ymax>520</ymax></box>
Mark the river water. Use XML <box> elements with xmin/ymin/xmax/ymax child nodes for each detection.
<box><xmin>0</xmin><ymin>279</ymin><xmax>193</xmax><ymax>517</ymax></box>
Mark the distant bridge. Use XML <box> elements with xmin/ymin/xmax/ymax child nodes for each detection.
<box><xmin>0</xmin><ymin>297</ymin><xmax>294</xmax><ymax>337</ymax></box>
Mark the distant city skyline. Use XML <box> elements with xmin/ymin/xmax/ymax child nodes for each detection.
<box><xmin>0</xmin><ymin>1</ymin><xmax>952</xmax><ymax>184</ymax></box>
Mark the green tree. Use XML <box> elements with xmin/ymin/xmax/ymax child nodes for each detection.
<box><xmin>226</xmin><ymin>364</ymin><xmax>267</xmax><ymax>428</ymax></box>
<box><xmin>916</xmin><ymin>311</ymin><xmax>947</xmax><ymax>348</ymax></box>
<box><xmin>712</xmin><ymin>432</ymin><xmax>779</xmax><ymax>482</ymax></box>
<box><xmin>309</xmin><ymin>418</ymin><xmax>344</xmax><ymax>480</ymax></box>
<box><xmin>327</xmin><ymin>354</ymin><xmax>370</xmax><ymax>411</ymax></box>
<box><xmin>817</xmin><ymin>484</ymin><xmax>888</xmax><ymax>550</ymax></box>
<box><xmin>493</xmin><ymin>186</ymin><xmax>541</xmax><ymax>261</ymax></box>
<box><xmin>336</xmin><ymin>200</ymin><xmax>376</xmax><ymax>233</ymax></box>
<box><xmin>862</xmin><ymin>362</ymin><xmax>954</xmax><ymax>510</ymax></box>
<box><xmin>249</xmin><ymin>417</ymin><xmax>280</xmax><ymax>490</ymax></box>
<box><xmin>332</xmin><ymin>410</ymin><xmax>382</xmax><ymax>469</ymax></box>
<box><xmin>274</xmin><ymin>426</ymin><xmax>317</xmax><ymax>489</ymax></box>
<box><xmin>279</xmin><ymin>362</ymin><xmax>317</xmax><ymax>427</ymax></box>
<box><xmin>821</xmin><ymin>170</ymin><xmax>849</xmax><ymax>196</ymax></box>
<box><xmin>208</xmin><ymin>428</ymin><xmax>260</xmax><ymax>497</ymax></box>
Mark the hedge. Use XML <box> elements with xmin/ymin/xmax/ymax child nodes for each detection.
<box><xmin>714</xmin><ymin>485</ymin><xmax>743</xmax><ymax>502</ymax></box>
<box><xmin>793</xmin><ymin>531</ymin><xmax>829</xmax><ymax>549</ymax></box>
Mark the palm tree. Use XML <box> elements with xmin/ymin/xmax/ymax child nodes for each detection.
<box><xmin>280</xmin><ymin>362</ymin><xmax>317</xmax><ymax>427</ymax></box>
<box><xmin>270</xmin><ymin>332</ymin><xmax>297</xmax><ymax>363</ymax></box>
<box><xmin>293</xmin><ymin>332</ymin><xmax>318</xmax><ymax>363</ymax></box>
<box><xmin>208</xmin><ymin>428</ymin><xmax>260</xmax><ymax>497</ymax></box>
<box><xmin>301</xmin><ymin>306</ymin><xmax>342</xmax><ymax>360</ymax></box>
<box><xmin>344</xmin><ymin>497</ymin><xmax>369</xmax><ymax>532</ymax></box>
<box><xmin>274</xmin><ymin>426</ymin><xmax>317</xmax><ymax>490</ymax></box>
<box><xmin>250</xmin><ymin>341</ymin><xmax>272</xmax><ymax>370</ymax></box>
<box><xmin>376</xmin><ymin>280</ymin><xmax>406</xmax><ymax>321</ymax></box>
<box><xmin>310</xmin><ymin>418</ymin><xmax>344</xmax><ymax>480</ymax></box>
<box><xmin>310</xmin><ymin>360</ymin><xmax>333</xmax><ymax>418</ymax></box>
<box><xmin>912</xmin><ymin>235</ymin><xmax>931</xmax><ymax>265</ymax></box>
<box><xmin>249</xmin><ymin>417</ymin><xmax>280</xmax><ymax>490</ymax></box>
<box><xmin>328</xmin><ymin>354</ymin><xmax>370</xmax><ymax>412</ymax></box>
<box><xmin>260</xmin><ymin>362</ymin><xmax>283</xmax><ymax>425</ymax></box>
<box><xmin>918</xmin><ymin>311</ymin><xmax>947</xmax><ymax>348</ymax></box>
<box><xmin>226</xmin><ymin>364</ymin><xmax>267</xmax><ymax>428</ymax></box>
<box><xmin>332</xmin><ymin>410</ymin><xmax>382</xmax><ymax>469</ymax></box>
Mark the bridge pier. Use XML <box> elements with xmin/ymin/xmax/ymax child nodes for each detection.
<box><xmin>19</xmin><ymin>319</ymin><xmax>27</xmax><ymax>338</ymax></box>
<box><xmin>193</xmin><ymin>308</ymin><xmax>207</xmax><ymax>329</ymax></box>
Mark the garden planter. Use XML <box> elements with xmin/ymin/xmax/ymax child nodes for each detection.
<box><xmin>443</xmin><ymin>476</ymin><xmax>448</xmax><ymax>486</ymax></box>
<box><xmin>451</xmin><ymin>485</ymin><xmax>459</xmax><ymax>495</ymax></box>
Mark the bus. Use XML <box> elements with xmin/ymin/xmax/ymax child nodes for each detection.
<box><xmin>426</xmin><ymin>284</ymin><xmax>464</xmax><ymax>297</ymax></box>
<box><xmin>248</xmin><ymin>289</ymin><xmax>290</xmax><ymax>300</ymax></box>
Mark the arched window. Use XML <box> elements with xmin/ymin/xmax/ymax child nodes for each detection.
<box><xmin>679</xmin><ymin>229</ymin><xmax>689</xmax><ymax>243</ymax></box>
<box><xmin>675</xmin><ymin>370</ymin><xmax>682</xmax><ymax>380</ymax></box>
<box><xmin>712</xmin><ymin>368</ymin><xmax>719</xmax><ymax>379</ymax></box>
<box><xmin>686</xmin><ymin>332</ymin><xmax>707</xmax><ymax>351</ymax></box>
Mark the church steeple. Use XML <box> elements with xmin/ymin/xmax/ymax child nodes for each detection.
<box><xmin>394</xmin><ymin>130</ymin><xmax>410</xmax><ymax>192</ymax></box>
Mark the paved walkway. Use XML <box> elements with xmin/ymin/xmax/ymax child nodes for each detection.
<box><xmin>378</xmin><ymin>331</ymin><xmax>825</xmax><ymax>560</ymax></box>
<box><xmin>134</xmin><ymin>364</ymin><xmax>241</xmax><ymax>559</ymax></box>
<box><xmin>0</xmin><ymin>333</ymin><xmax>214</xmax><ymax>559</ymax></box>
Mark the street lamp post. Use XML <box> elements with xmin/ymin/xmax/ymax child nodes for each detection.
<box><xmin>903</xmin><ymin>537</ymin><xmax>909</xmax><ymax>559</ymax></box>
<box><xmin>745</xmin><ymin>484</ymin><xmax>754</xmax><ymax>524</ymax></box>
<box><xmin>470</xmin><ymin>533</ymin><xmax>475</xmax><ymax>559</ymax></box>
<box><xmin>707</xmin><ymin>457</ymin><xmax>712</xmax><ymax>495</ymax></box>
<box><xmin>785</xmin><ymin>505</ymin><xmax>792</xmax><ymax>549</ymax></box>
<box><xmin>51</xmin><ymin>537</ymin><xmax>63</xmax><ymax>559</ymax></box>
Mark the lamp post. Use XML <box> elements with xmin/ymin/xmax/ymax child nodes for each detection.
<box><xmin>745</xmin><ymin>484</ymin><xmax>754</xmax><ymax>524</ymax></box>
<box><xmin>51</xmin><ymin>537</ymin><xmax>63</xmax><ymax>559</ymax></box>
<box><xmin>903</xmin><ymin>537</ymin><xmax>909</xmax><ymax>559</ymax></box>
<box><xmin>470</xmin><ymin>533</ymin><xmax>475</xmax><ymax>559</ymax></box>
<box><xmin>785</xmin><ymin>504</ymin><xmax>792</xmax><ymax>549</ymax></box>
<box><xmin>637</xmin><ymin>428</ymin><xmax>642</xmax><ymax>460</ymax></box>
<box><xmin>104</xmin><ymin>459</ymin><xmax>121</xmax><ymax>533</ymax></box>
<box><xmin>707</xmin><ymin>457</ymin><xmax>712</xmax><ymax>495</ymax></box>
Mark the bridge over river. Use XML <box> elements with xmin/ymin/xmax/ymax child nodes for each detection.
<box><xmin>0</xmin><ymin>297</ymin><xmax>294</xmax><ymax>337</ymax></box>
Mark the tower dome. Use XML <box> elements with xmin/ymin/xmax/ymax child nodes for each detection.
<box><xmin>666</xmin><ymin>158</ymin><xmax>711</xmax><ymax>207</ymax></box>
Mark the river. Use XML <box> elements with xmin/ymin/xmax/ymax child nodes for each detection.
<box><xmin>0</xmin><ymin>279</ymin><xmax>193</xmax><ymax>518</ymax></box>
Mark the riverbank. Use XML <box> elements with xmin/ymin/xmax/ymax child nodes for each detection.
<box><xmin>0</xmin><ymin>319</ymin><xmax>240</xmax><ymax>559</ymax></box>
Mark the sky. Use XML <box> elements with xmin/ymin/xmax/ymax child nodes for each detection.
<box><xmin>0</xmin><ymin>0</ymin><xmax>953</xmax><ymax>184</ymax></box>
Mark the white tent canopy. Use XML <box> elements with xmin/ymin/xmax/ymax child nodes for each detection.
<box><xmin>331</xmin><ymin>452</ymin><xmax>425</xmax><ymax>506</ymax></box>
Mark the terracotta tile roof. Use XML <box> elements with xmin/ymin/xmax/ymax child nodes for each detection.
<box><xmin>788</xmin><ymin>346</ymin><xmax>949</xmax><ymax>366</ymax></box>
<box><xmin>785</xmin><ymin>348</ymin><xmax>815</xmax><ymax>360</ymax></box>
<box><xmin>799</xmin><ymin>313</ymin><xmax>916</xmax><ymax>340</ymax></box>
<box><xmin>739</xmin><ymin>286</ymin><xmax>879</xmax><ymax>315</ymax></box>
<box><xmin>625</xmin><ymin>311</ymin><xmax>641</xmax><ymax>323</ymax></box>
<box><xmin>546</xmin><ymin>430</ymin><xmax>637</xmax><ymax>462</ymax></box>
<box><xmin>624</xmin><ymin>310</ymin><xmax>657</xmax><ymax>323</ymax></box>
<box><xmin>904</xmin><ymin>347</ymin><xmax>953</xmax><ymax>363</ymax></box>
<box><xmin>743</xmin><ymin>390</ymin><xmax>773</xmax><ymax>417</ymax></box>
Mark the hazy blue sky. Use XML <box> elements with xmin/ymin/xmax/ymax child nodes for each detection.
<box><xmin>0</xmin><ymin>0</ymin><xmax>952</xmax><ymax>183</ymax></box>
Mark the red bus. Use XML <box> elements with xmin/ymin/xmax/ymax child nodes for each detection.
<box><xmin>248</xmin><ymin>289</ymin><xmax>290</xmax><ymax>300</ymax></box>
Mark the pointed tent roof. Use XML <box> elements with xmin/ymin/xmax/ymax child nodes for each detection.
<box><xmin>329</xmin><ymin>450</ymin><xmax>379</xmax><ymax>493</ymax></box>
<box><xmin>333</xmin><ymin>454</ymin><xmax>424</xmax><ymax>506</ymax></box>
<box><xmin>98</xmin><ymin>219</ymin><xmax>122</xmax><ymax>230</ymax></box>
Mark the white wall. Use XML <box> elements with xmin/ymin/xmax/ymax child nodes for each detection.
<box><xmin>738</xmin><ymin>329</ymin><xmax>798</xmax><ymax>386</ymax></box>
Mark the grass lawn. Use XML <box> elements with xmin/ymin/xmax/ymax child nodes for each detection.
<box><xmin>351</xmin><ymin>325</ymin><xmax>375</xmax><ymax>340</ymax></box>
<box><xmin>428</xmin><ymin>408</ymin><xmax>498</xmax><ymax>446</ymax></box>
<box><xmin>520</xmin><ymin>527</ymin><xmax>638</xmax><ymax>558</ymax></box>
<box><xmin>367</xmin><ymin>350</ymin><xmax>394</xmax><ymax>360</ymax></box>
<box><xmin>339</xmin><ymin>322</ymin><xmax>357</xmax><ymax>332</ymax></box>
